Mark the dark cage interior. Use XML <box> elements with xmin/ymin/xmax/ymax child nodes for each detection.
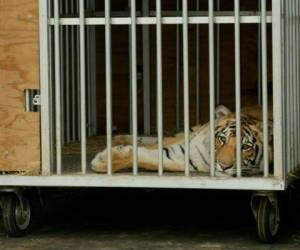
<box><xmin>49</xmin><ymin>0</ymin><xmax>273</xmax><ymax>173</ymax></box>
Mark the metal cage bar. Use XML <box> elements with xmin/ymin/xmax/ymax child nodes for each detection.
<box><xmin>261</xmin><ymin>0</ymin><xmax>269</xmax><ymax>177</ymax></box>
<box><xmin>292</xmin><ymin>0</ymin><xmax>299</xmax><ymax>172</ymax></box>
<box><xmin>195</xmin><ymin>0</ymin><xmax>200</xmax><ymax>124</ymax></box>
<box><xmin>143</xmin><ymin>0</ymin><xmax>151</xmax><ymax>136</ymax></box>
<box><xmin>182</xmin><ymin>0</ymin><xmax>190</xmax><ymax>176</ymax></box>
<box><xmin>216</xmin><ymin>0</ymin><xmax>220</xmax><ymax>105</ymax></box>
<box><xmin>49</xmin><ymin>15</ymin><xmax>273</xmax><ymax>26</ymax></box>
<box><xmin>287</xmin><ymin>0</ymin><xmax>293</xmax><ymax>174</ymax></box>
<box><xmin>234</xmin><ymin>0</ymin><xmax>242</xmax><ymax>177</ymax></box>
<box><xmin>54</xmin><ymin>0</ymin><xmax>62</xmax><ymax>175</ymax></box>
<box><xmin>290</xmin><ymin>0</ymin><xmax>295</xmax><ymax>173</ymax></box>
<box><xmin>156</xmin><ymin>0</ymin><xmax>164</xmax><ymax>176</ymax></box>
<box><xmin>209</xmin><ymin>0</ymin><xmax>215</xmax><ymax>177</ymax></box>
<box><xmin>59</xmin><ymin>0</ymin><xmax>65</xmax><ymax>146</ymax></box>
<box><xmin>39</xmin><ymin>0</ymin><xmax>52</xmax><ymax>175</ymax></box>
<box><xmin>272</xmin><ymin>0</ymin><xmax>283</xmax><ymax>179</ymax></box>
<box><xmin>130</xmin><ymin>0</ymin><xmax>138</xmax><ymax>175</ymax></box>
<box><xmin>70</xmin><ymin>0</ymin><xmax>77</xmax><ymax>142</ymax></box>
<box><xmin>105</xmin><ymin>0</ymin><xmax>113</xmax><ymax>175</ymax></box>
<box><xmin>65</xmin><ymin>1</ymin><xmax>71</xmax><ymax>144</ymax></box>
<box><xmin>296</xmin><ymin>0</ymin><xmax>300</xmax><ymax>170</ymax></box>
<box><xmin>257</xmin><ymin>1</ymin><xmax>262</xmax><ymax>106</ymax></box>
<box><xmin>79</xmin><ymin>0</ymin><xmax>87</xmax><ymax>174</ymax></box>
<box><xmin>176</xmin><ymin>0</ymin><xmax>180</xmax><ymax>131</ymax></box>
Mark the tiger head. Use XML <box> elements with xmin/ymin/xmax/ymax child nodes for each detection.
<box><xmin>213</xmin><ymin>105</ymin><xmax>273</xmax><ymax>176</ymax></box>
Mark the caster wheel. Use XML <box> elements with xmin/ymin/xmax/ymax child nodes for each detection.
<box><xmin>256</xmin><ymin>196</ymin><xmax>280</xmax><ymax>243</ymax></box>
<box><xmin>2</xmin><ymin>194</ymin><xmax>32</xmax><ymax>237</ymax></box>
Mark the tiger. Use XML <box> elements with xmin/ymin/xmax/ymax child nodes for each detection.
<box><xmin>91</xmin><ymin>105</ymin><xmax>273</xmax><ymax>177</ymax></box>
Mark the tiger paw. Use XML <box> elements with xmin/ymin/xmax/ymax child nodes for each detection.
<box><xmin>91</xmin><ymin>150</ymin><xmax>108</xmax><ymax>173</ymax></box>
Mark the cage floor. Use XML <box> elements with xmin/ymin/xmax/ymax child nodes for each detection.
<box><xmin>62</xmin><ymin>135</ymin><xmax>105</xmax><ymax>174</ymax></box>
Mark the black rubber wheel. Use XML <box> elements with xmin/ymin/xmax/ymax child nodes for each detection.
<box><xmin>2</xmin><ymin>194</ymin><xmax>32</xmax><ymax>237</ymax></box>
<box><xmin>256</xmin><ymin>196</ymin><xmax>280</xmax><ymax>243</ymax></box>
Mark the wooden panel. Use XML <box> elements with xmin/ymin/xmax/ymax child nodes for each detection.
<box><xmin>0</xmin><ymin>0</ymin><xmax>40</xmax><ymax>174</ymax></box>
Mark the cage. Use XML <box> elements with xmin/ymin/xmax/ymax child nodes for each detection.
<box><xmin>0</xmin><ymin>0</ymin><xmax>300</xmax><ymax>242</ymax></box>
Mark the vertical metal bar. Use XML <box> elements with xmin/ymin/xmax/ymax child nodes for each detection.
<box><xmin>293</xmin><ymin>0</ymin><xmax>298</xmax><ymax>170</ymax></box>
<box><xmin>216</xmin><ymin>0</ymin><xmax>220</xmax><ymax>105</ymax></box>
<box><xmin>86</xmin><ymin>0</ymin><xmax>92</xmax><ymax>136</ymax></box>
<box><xmin>65</xmin><ymin>0</ymin><xmax>71</xmax><ymax>143</ymax></box>
<box><xmin>79</xmin><ymin>0</ymin><xmax>87</xmax><ymax>174</ymax></box>
<box><xmin>291</xmin><ymin>0</ymin><xmax>297</xmax><ymax>172</ymax></box>
<box><xmin>156</xmin><ymin>0</ymin><xmax>163</xmax><ymax>176</ymax></box>
<box><xmin>105</xmin><ymin>0</ymin><xmax>112</xmax><ymax>176</ymax></box>
<box><xmin>288</xmin><ymin>0</ymin><xmax>294</xmax><ymax>172</ymax></box>
<box><xmin>272</xmin><ymin>0</ymin><xmax>283</xmax><ymax>179</ymax></box>
<box><xmin>143</xmin><ymin>0</ymin><xmax>151</xmax><ymax>135</ymax></box>
<box><xmin>54</xmin><ymin>0</ymin><xmax>62</xmax><ymax>175</ymax></box>
<box><xmin>209</xmin><ymin>0</ymin><xmax>215</xmax><ymax>177</ymax></box>
<box><xmin>131</xmin><ymin>0</ymin><xmax>138</xmax><ymax>175</ymax></box>
<box><xmin>290</xmin><ymin>0</ymin><xmax>294</xmax><ymax>173</ymax></box>
<box><xmin>176</xmin><ymin>0</ymin><xmax>180</xmax><ymax>131</ymax></box>
<box><xmin>234</xmin><ymin>0</ymin><xmax>242</xmax><ymax>177</ymax></box>
<box><xmin>258</xmin><ymin>1</ymin><xmax>262</xmax><ymax>106</ymax></box>
<box><xmin>86</xmin><ymin>25</ymin><xmax>91</xmax><ymax>136</ymax></box>
<box><xmin>285</xmin><ymin>0</ymin><xmax>291</xmax><ymax>175</ymax></box>
<box><xmin>85</xmin><ymin>0</ymin><xmax>96</xmax><ymax>137</ymax></box>
<box><xmin>128</xmin><ymin>0</ymin><xmax>132</xmax><ymax>134</ymax></box>
<box><xmin>39</xmin><ymin>0</ymin><xmax>52</xmax><ymax>175</ymax></box>
<box><xmin>48</xmin><ymin>0</ymin><xmax>55</xmax><ymax>169</ymax></box>
<box><xmin>296</xmin><ymin>0</ymin><xmax>300</xmax><ymax>168</ymax></box>
<box><xmin>71</xmin><ymin>0</ymin><xmax>76</xmax><ymax>142</ymax></box>
<box><xmin>261</xmin><ymin>0</ymin><xmax>269</xmax><ymax>177</ymax></box>
<box><xmin>195</xmin><ymin>0</ymin><xmax>200</xmax><ymax>124</ymax></box>
<box><xmin>182</xmin><ymin>0</ymin><xmax>190</xmax><ymax>176</ymax></box>
<box><xmin>90</xmin><ymin>0</ymin><xmax>97</xmax><ymax>136</ymax></box>
<box><xmin>59</xmin><ymin>0</ymin><xmax>65</xmax><ymax>145</ymax></box>
<box><xmin>77</xmin><ymin>9</ymin><xmax>81</xmax><ymax>141</ymax></box>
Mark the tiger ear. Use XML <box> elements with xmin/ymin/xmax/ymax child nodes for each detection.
<box><xmin>215</xmin><ymin>105</ymin><xmax>232</xmax><ymax>118</ymax></box>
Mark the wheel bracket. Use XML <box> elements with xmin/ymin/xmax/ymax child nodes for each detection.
<box><xmin>250</xmin><ymin>191</ymin><xmax>279</xmax><ymax>222</ymax></box>
<box><xmin>0</xmin><ymin>187</ymin><xmax>27</xmax><ymax>216</ymax></box>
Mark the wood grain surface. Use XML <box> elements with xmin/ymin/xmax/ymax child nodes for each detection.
<box><xmin>0</xmin><ymin>0</ymin><xmax>40</xmax><ymax>173</ymax></box>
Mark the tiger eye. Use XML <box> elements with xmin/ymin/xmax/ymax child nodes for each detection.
<box><xmin>219</xmin><ymin>136</ymin><xmax>226</xmax><ymax>144</ymax></box>
<box><xmin>242</xmin><ymin>144</ymin><xmax>252</xmax><ymax>150</ymax></box>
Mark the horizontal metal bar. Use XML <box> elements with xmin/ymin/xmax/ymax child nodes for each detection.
<box><xmin>0</xmin><ymin>175</ymin><xmax>285</xmax><ymax>190</ymax></box>
<box><xmin>85</xmin><ymin>10</ymin><xmax>274</xmax><ymax>18</ymax></box>
<box><xmin>48</xmin><ymin>16</ymin><xmax>272</xmax><ymax>25</ymax></box>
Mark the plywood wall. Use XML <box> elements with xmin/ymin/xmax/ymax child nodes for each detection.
<box><xmin>0</xmin><ymin>0</ymin><xmax>40</xmax><ymax>173</ymax></box>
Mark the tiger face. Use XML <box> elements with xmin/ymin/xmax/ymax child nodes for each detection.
<box><xmin>213</xmin><ymin>106</ymin><xmax>273</xmax><ymax>176</ymax></box>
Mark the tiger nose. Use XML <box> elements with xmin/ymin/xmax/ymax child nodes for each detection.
<box><xmin>218</xmin><ymin>161</ymin><xmax>233</xmax><ymax>171</ymax></box>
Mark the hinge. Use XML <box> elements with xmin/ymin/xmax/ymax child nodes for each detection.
<box><xmin>24</xmin><ymin>89</ymin><xmax>40</xmax><ymax>112</ymax></box>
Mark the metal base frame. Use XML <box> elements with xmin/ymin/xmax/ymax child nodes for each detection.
<box><xmin>0</xmin><ymin>175</ymin><xmax>285</xmax><ymax>190</ymax></box>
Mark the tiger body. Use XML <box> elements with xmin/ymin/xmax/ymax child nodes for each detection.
<box><xmin>91</xmin><ymin>106</ymin><xmax>273</xmax><ymax>176</ymax></box>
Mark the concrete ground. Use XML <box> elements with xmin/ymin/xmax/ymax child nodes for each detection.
<box><xmin>1</xmin><ymin>185</ymin><xmax>300</xmax><ymax>250</ymax></box>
